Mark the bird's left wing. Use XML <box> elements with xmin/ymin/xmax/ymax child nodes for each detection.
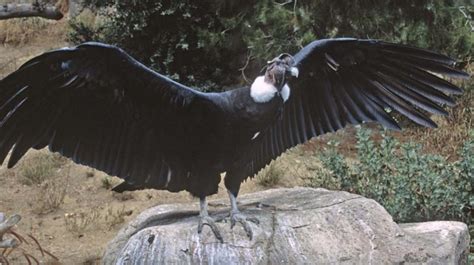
<box><xmin>0</xmin><ymin>42</ymin><xmax>208</xmax><ymax>190</ymax></box>
<box><xmin>248</xmin><ymin>38</ymin><xmax>468</xmax><ymax>178</ymax></box>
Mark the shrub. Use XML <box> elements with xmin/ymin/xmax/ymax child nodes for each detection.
<box><xmin>16</xmin><ymin>152</ymin><xmax>70</xmax><ymax>214</ymax></box>
<box><xmin>104</xmin><ymin>206</ymin><xmax>131</xmax><ymax>230</ymax></box>
<box><xmin>33</xmin><ymin>175</ymin><xmax>69</xmax><ymax>214</ymax></box>
<box><xmin>64</xmin><ymin>208</ymin><xmax>101</xmax><ymax>236</ymax></box>
<box><xmin>256</xmin><ymin>162</ymin><xmax>284</xmax><ymax>187</ymax></box>
<box><xmin>308</xmin><ymin>127</ymin><xmax>472</xmax><ymax>224</ymax></box>
<box><xmin>18</xmin><ymin>152</ymin><xmax>67</xmax><ymax>186</ymax></box>
<box><xmin>101</xmin><ymin>176</ymin><xmax>116</xmax><ymax>189</ymax></box>
<box><xmin>316</xmin><ymin>140</ymin><xmax>352</xmax><ymax>190</ymax></box>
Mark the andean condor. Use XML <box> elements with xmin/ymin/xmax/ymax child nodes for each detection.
<box><xmin>0</xmin><ymin>38</ymin><xmax>468</xmax><ymax>242</ymax></box>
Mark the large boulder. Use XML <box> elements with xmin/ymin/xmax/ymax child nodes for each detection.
<box><xmin>103</xmin><ymin>188</ymin><xmax>470</xmax><ymax>264</ymax></box>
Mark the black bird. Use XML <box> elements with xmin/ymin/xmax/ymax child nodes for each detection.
<box><xmin>0</xmin><ymin>38</ymin><xmax>468</xmax><ymax>241</ymax></box>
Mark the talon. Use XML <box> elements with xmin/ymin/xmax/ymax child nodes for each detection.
<box><xmin>226</xmin><ymin>191</ymin><xmax>259</xmax><ymax>240</ymax></box>
<box><xmin>230</xmin><ymin>212</ymin><xmax>259</xmax><ymax>240</ymax></box>
<box><xmin>198</xmin><ymin>215</ymin><xmax>223</xmax><ymax>243</ymax></box>
<box><xmin>198</xmin><ymin>197</ymin><xmax>224</xmax><ymax>242</ymax></box>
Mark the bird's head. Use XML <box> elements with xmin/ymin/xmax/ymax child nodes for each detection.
<box><xmin>250</xmin><ymin>53</ymin><xmax>298</xmax><ymax>103</ymax></box>
<box><xmin>264</xmin><ymin>53</ymin><xmax>299</xmax><ymax>92</ymax></box>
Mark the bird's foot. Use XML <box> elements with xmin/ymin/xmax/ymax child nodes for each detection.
<box><xmin>198</xmin><ymin>214</ymin><xmax>223</xmax><ymax>243</ymax></box>
<box><xmin>230</xmin><ymin>211</ymin><xmax>260</xmax><ymax>240</ymax></box>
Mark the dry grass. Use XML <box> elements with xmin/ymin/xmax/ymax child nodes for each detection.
<box><xmin>0</xmin><ymin>17</ymin><xmax>68</xmax><ymax>80</ymax></box>
<box><xmin>33</xmin><ymin>175</ymin><xmax>69</xmax><ymax>214</ymax></box>
<box><xmin>0</xmin><ymin>18</ymin><xmax>48</xmax><ymax>45</ymax></box>
<box><xmin>64</xmin><ymin>204</ymin><xmax>132</xmax><ymax>236</ymax></box>
<box><xmin>0</xmin><ymin>17</ymin><xmax>65</xmax><ymax>46</ymax></box>
<box><xmin>256</xmin><ymin>162</ymin><xmax>284</xmax><ymax>187</ymax></box>
<box><xmin>64</xmin><ymin>207</ymin><xmax>101</xmax><ymax>236</ymax></box>
<box><xmin>17</xmin><ymin>152</ymin><xmax>68</xmax><ymax>186</ymax></box>
<box><xmin>18</xmin><ymin>152</ymin><xmax>71</xmax><ymax>214</ymax></box>
<box><xmin>404</xmin><ymin>77</ymin><xmax>473</xmax><ymax>160</ymax></box>
<box><xmin>104</xmin><ymin>206</ymin><xmax>132</xmax><ymax>230</ymax></box>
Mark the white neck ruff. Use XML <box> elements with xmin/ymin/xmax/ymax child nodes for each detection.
<box><xmin>250</xmin><ymin>76</ymin><xmax>290</xmax><ymax>103</ymax></box>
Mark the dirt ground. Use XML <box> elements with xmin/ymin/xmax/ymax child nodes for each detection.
<box><xmin>1</xmin><ymin>150</ymin><xmax>272</xmax><ymax>264</ymax></box>
<box><xmin>0</xmin><ymin>147</ymin><xmax>315</xmax><ymax>265</ymax></box>
<box><xmin>0</xmin><ymin>20</ymin><xmax>325</xmax><ymax>264</ymax></box>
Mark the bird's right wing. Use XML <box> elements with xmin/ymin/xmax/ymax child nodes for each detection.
<box><xmin>0</xmin><ymin>42</ymin><xmax>210</xmax><ymax>191</ymax></box>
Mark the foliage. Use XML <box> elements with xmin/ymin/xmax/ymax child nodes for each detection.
<box><xmin>70</xmin><ymin>0</ymin><xmax>247</xmax><ymax>91</ymax></box>
<box><xmin>316</xmin><ymin>140</ymin><xmax>352</xmax><ymax>190</ymax></box>
<box><xmin>101</xmin><ymin>176</ymin><xmax>113</xmax><ymax>189</ymax></box>
<box><xmin>308</xmin><ymin>127</ymin><xmax>472</xmax><ymax>224</ymax></box>
<box><xmin>256</xmin><ymin>162</ymin><xmax>284</xmax><ymax>187</ymax></box>
<box><xmin>69</xmin><ymin>0</ymin><xmax>473</xmax><ymax>91</ymax></box>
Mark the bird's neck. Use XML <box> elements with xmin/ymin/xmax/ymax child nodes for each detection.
<box><xmin>250</xmin><ymin>76</ymin><xmax>290</xmax><ymax>103</ymax></box>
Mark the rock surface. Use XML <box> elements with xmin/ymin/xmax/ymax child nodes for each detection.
<box><xmin>103</xmin><ymin>187</ymin><xmax>470</xmax><ymax>265</ymax></box>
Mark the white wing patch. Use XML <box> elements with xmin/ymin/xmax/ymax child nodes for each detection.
<box><xmin>281</xmin><ymin>84</ymin><xmax>291</xmax><ymax>102</ymax></box>
<box><xmin>250</xmin><ymin>76</ymin><xmax>277</xmax><ymax>103</ymax></box>
<box><xmin>251</xmin><ymin>131</ymin><xmax>260</xmax><ymax>140</ymax></box>
<box><xmin>164</xmin><ymin>168</ymin><xmax>172</xmax><ymax>188</ymax></box>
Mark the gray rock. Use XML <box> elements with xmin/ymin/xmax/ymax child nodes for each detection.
<box><xmin>103</xmin><ymin>187</ymin><xmax>470</xmax><ymax>265</ymax></box>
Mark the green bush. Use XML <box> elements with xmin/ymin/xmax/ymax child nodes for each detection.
<box><xmin>69</xmin><ymin>0</ymin><xmax>473</xmax><ymax>91</ymax></box>
<box><xmin>309</xmin><ymin>127</ymin><xmax>472</xmax><ymax>224</ymax></box>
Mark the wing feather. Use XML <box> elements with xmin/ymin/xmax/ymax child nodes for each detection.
<box><xmin>247</xmin><ymin>38</ymin><xmax>467</xmax><ymax>179</ymax></box>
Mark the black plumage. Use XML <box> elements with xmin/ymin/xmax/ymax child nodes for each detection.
<box><xmin>0</xmin><ymin>39</ymin><xmax>468</xmax><ymax>241</ymax></box>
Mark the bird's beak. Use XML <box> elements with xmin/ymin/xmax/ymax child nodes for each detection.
<box><xmin>290</xmin><ymin>67</ymin><xmax>299</xmax><ymax>78</ymax></box>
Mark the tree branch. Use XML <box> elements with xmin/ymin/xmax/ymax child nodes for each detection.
<box><xmin>0</xmin><ymin>2</ymin><xmax>64</xmax><ymax>20</ymax></box>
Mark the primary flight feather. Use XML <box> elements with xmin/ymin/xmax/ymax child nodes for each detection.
<box><xmin>0</xmin><ymin>38</ymin><xmax>468</xmax><ymax>241</ymax></box>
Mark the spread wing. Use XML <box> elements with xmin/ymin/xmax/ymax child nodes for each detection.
<box><xmin>249</xmin><ymin>38</ymin><xmax>468</xmax><ymax>177</ymax></box>
<box><xmin>0</xmin><ymin>42</ymin><xmax>208</xmax><ymax>191</ymax></box>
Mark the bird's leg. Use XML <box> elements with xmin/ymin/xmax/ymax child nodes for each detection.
<box><xmin>197</xmin><ymin>197</ymin><xmax>223</xmax><ymax>243</ymax></box>
<box><xmin>228</xmin><ymin>190</ymin><xmax>260</xmax><ymax>240</ymax></box>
